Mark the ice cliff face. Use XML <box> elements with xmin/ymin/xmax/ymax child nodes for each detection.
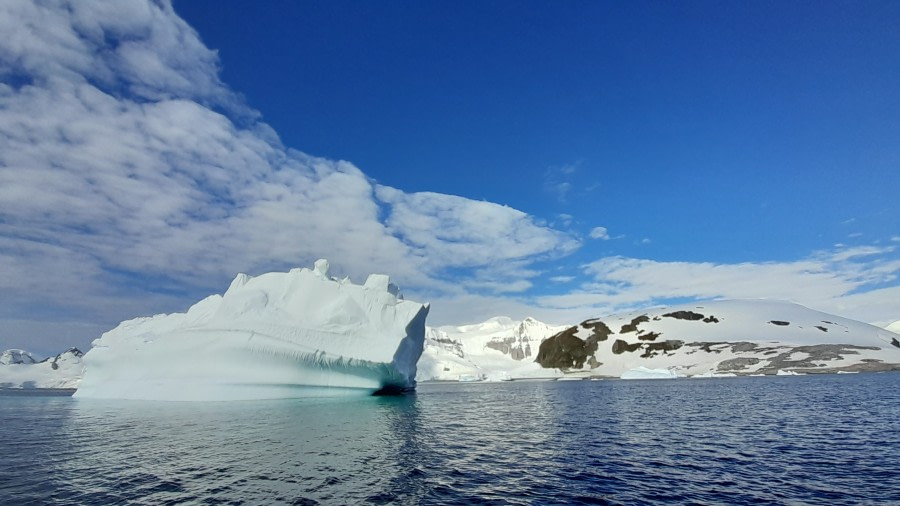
<box><xmin>0</xmin><ymin>348</ymin><xmax>84</xmax><ymax>389</ymax></box>
<box><xmin>535</xmin><ymin>300</ymin><xmax>900</xmax><ymax>378</ymax></box>
<box><xmin>75</xmin><ymin>260</ymin><xmax>429</xmax><ymax>400</ymax></box>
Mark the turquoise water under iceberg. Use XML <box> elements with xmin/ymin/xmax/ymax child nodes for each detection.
<box><xmin>2</xmin><ymin>374</ymin><xmax>899</xmax><ymax>504</ymax></box>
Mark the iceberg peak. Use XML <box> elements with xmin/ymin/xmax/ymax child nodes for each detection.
<box><xmin>313</xmin><ymin>258</ymin><xmax>330</xmax><ymax>277</ymax></box>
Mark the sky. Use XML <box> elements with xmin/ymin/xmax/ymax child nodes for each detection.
<box><xmin>1</xmin><ymin>0</ymin><xmax>899</xmax><ymax>357</ymax></box>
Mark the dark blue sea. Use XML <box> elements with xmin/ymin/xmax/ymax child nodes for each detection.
<box><xmin>2</xmin><ymin>373</ymin><xmax>899</xmax><ymax>505</ymax></box>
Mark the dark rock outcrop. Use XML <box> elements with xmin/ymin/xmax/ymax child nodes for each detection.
<box><xmin>718</xmin><ymin>357</ymin><xmax>761</xmax><ymax>371</ymax></box>
<box><xmin>620</xmin><ymin>315</ymin><xmax>649</xmax><ymax>334</ymax></box>
<box><xmin>536</xmin><ymin>326</ymin><xmax>600</xmax><ymax>369</ymax></box>
<box><xmin>663</xmin><ymin>310</ymin><xmax>706</xmax><ymax>321</ymax></box>
<box><xmin>637</xmin><ymin>331</ymin><xmax>660</xmax><ymax>341</ymax></box>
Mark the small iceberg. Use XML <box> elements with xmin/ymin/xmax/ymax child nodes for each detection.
<box><xmin>690</xmin><ymin>371</ymin><xmax>738</xmax><ymax>378</ymax></box>
<box><xmin>620</xmin><ymin>367</ymin><xmax>678</xmax><ymax>380</ymax></box>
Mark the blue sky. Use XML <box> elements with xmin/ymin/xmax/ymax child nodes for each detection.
<box><xmin>1</xmin><ymin>0</ymin><xmax>899</xmax><ymax>355</ymax></box>
<box><xmin>176</xmin><ymin>0</ymin><xmax>900</xmax><ymax>260</ymax></box>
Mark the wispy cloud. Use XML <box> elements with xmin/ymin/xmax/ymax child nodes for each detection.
<box><xmin>535</xmin><ymin>244</ymin><xmax>900</xmax><ymax>325</ymax></box>
<box><xmin>0</xmin><ymin>0</ymin><xmax>579</xmax><ymax>352</ymax></box>
<box><xmin>589</xmin><ymin>226</ymin><xmax>610</xmax><ymax>240</ymax></box>
<box><xmin>543</xmin><ymin>163</ymin><xmax>578</xmax><ymax>203</ymax></box>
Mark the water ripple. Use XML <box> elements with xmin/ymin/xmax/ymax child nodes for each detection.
<box><xmin>1</xmin><ymin>373</ymin><xmax>899</xmax><ymax>504</ymax></box>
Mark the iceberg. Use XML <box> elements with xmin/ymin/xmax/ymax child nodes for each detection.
<box><xmin>620</xmin><ymin>367</ymin><xmax>678</xmax><ymax>380</ymax></box>
<box><xmin>75</xmin><ymin>260</ymin><xmax>429</xmax><ymax>401</ymax></box>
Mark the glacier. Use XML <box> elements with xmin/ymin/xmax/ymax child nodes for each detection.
<box><xmin>417</xmin><ymin>317</ymin><xmax>569</xmax><ymax>382</ymax></box>
<box><xmin>74</xmin><ymin>260</ymin><xmax>429</xmax><ymax>401</ymax></box>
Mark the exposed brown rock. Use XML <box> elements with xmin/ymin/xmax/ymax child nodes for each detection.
<box><xmin>535</xmin><ymin>326</ymin><xmax>602</xmax><ymax>369</ymax></box>
<box><xmin>620</xmin><ymin>315</ymin><xmax>649</xmax><ymax>334</ymax></box>
<box><xmin>663</xmin><ymin>310</ymin><xmax>705</xmax><ymax>321</ymax></box>
<box><xmin>637</xmin><ymin>331</ymin><xmax>661</xmax><ymax>341</ymax></box>
<box><xmin>718</xmin><ymin>357</ymin><xmax>761</xmax><ymax>371</ymax></box>
<box><xmin>581</xmin><ymin>319</ymin><xmax>613</xmax><ymax>341</ymax></box>
<box><xmin>640</xmin><ymin>340</ymin><xmax>684</xmax><ymax>358</ymax></box>
<box><xmin>611</xmin><ymin>339</ymin><xmax>642</xmax><ymax>354</ymax></box>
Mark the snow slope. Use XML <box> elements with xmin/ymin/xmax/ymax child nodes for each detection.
<box><xmin>886</xmin><ymin>320</ymin><xmax>900</xmax><ymax>336</ymax></box>
<box><xmin>75</xmin><ymin>260</ymin><xmax>429</xmax><ymax>400</ymax></box>
<box><xmin>0</xmin><ymin>348</ymin><xmax>84</xmax><ymax>389</ymax></box>
<box><xmin>535</xmin><ymin>299</ymin><xmax>900</xmax><ymax>378</ymax></box>
<box><xmin>417</xmin><ymin>317</ymin><xmax>569</xmax><ymax>381</ymax></box>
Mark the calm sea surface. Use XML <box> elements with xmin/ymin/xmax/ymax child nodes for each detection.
<box><xmin>2</xmin><ymin>373</ymin><xmax>899</xmax><ymax>505</ymax></box>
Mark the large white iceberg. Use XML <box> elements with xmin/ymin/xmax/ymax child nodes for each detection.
<box><xmin>75</xmin><ymin>260</ymin><xmax>429</xmax><ymax>400</ymax></box>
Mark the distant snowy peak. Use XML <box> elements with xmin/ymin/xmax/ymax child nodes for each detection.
<box><xmin>1</xmin><ymin>349</ymin><xmax>37</xmax><ymax>365</ymax></box>
<box><xmin>42</xmin><ymin>348</ymin><xmax>84</xmax><ymax>370</ymax></box>
<box><xmin>417</xmin><ymin>316</ymin><xmax>568</xmax><ymax>381</ymax></box>
<box><xmin>0</xmin><ymin>347</ymin><xmax>84</xmax><ymax>389</ymax></box>
<box><xmin>443</xmin><ymin>316</ymin><xmax>566</xmax><ymax>361</ymax></box>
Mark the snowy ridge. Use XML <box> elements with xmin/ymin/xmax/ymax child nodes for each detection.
<box><xmin>0</xmin><ymin>348</ymin><xmax>84</xmax><ymax>389</ymax></box>
<box><xmin>418</xmin><ymin>300</ymin><xmax>900</xmax><ymax>381</ymax></box>
<box><xmin>536</xmin><ymin>299</ymin><xmax>900</xmax><ymax>379</ymax></box>
<box><xmin>886</xmin><ymin>320</ymin><xmax>900</xmax><ymax>336</ymax></box>
<box><xmin>1</xmin><ymin>349</ymin><xmax>37</xmax><ymax>365</ymax></box>
<box><xmin>75</xmin><ymin>260</ymin><xmax>429</xmax><ymax>400</ymax></box>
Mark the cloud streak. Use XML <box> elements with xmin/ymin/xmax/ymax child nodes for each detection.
<box><xmin>536</xmin><ymin>245</ymin><xmax>900</xmax><ymax>325</ymax></box>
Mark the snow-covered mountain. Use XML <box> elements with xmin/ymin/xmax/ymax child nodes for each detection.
<box><xmin>1</xmin><ymin>349</ymin><xmax>37</xmax><ymax>365</ymax></box>
<box><xmin>417</xmin><ymin>317</ymin><xmax>569</xmax><ymax>381</ymax></box>
<box><xmin>420</xmin><ymin>300</ymin><xmax>900</xmax><ymax>380</ymax></box>
<box><xmin>75</xmin><ymin>260</ymin><xmax>429</xmax><ymax>401</ymax></box>
<box><xmin>537</xmin><ymin>299</ymin><xmax>900</xmax><ymax>378</ymax></box>
<box><xmin>0</xmin><ymin>348</ymin><xmax>84</xmax><ymax>389</ymax></box>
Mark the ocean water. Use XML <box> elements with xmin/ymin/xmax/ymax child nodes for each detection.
<box><xmin>2</xmin><ymin>374</ymin><xmax>899</xmax><ymax>505</ymax></box>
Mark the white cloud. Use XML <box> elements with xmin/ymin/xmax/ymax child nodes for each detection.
<box><xmin>589</xmin><ymin>226</ymin><xmax>609</xmax><ymax>240</ymax></box>
<box><xmin>0</xmin><ymin>0</ymin><xmax>579</xmax><ymax>353</ymax></box>
<box><xmin>535</xmin><ymin>245</ymin><xmax>900</xmax><ymax>325</ymax></box>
